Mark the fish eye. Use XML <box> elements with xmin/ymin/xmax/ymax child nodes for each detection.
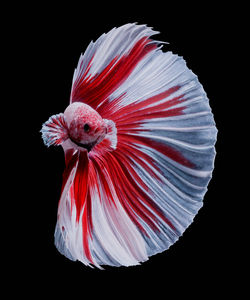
<box><xmin>83</xmin><ymin>123</ymin><xmax>90</xmax><ymax>132</ymax></box>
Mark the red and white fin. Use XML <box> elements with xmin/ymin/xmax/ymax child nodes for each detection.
<box><xmin>41</xmin><ymin>113</ymin><xmax>68</xmax><ymax>147</ymax></box>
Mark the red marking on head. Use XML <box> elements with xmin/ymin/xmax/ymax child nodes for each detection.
<box><xmin>64</xmin><ymin>102</ymin><xmax>107</xmax><ymax>146</ymax></box>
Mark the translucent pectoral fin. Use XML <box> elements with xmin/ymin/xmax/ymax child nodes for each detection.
<box><xmin>104</xmin><ymin>119</ymin><xmax>117</xmax><ymax>149</ymax></box>
<box><xmin>41</xmin><ymin>113</ymin><xmax>68</xmax><ymax>147</ymax></box>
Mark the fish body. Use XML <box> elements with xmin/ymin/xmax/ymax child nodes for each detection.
<box><xmin>41</xmin><ymin>23</ymin><xmax>217</xmax><ymax>268</ymax></box>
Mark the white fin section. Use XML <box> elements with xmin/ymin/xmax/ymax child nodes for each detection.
<box><xmin>108</xmin><ymin>51</ymin><xmax>203</xmax><ymax>110</ymax></box>
<box><xmin>89</xmin><ymin>170</ymin><xmax>148</xmax><ymax>267</ymax></box>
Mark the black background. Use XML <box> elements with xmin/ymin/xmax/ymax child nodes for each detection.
<box><xmin>9</xmin><ymin>2</ymin><xmax>241</xmax><ymax>297</ymax></box>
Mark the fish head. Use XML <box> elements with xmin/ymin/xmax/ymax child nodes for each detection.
<box><xmin>64</xmin><ymin>102</ymin><xmax>107</xmax><ymax>150</ymax></box>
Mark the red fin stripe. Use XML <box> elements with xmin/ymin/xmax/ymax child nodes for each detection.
<box><xmin>71</xmin><ymin>55</ymin><xmax>94</xmax><ymax>102</ymax></box>
<box><xmin>90</xmin><ymin>139</ymin><xmax>113</xmax><ymax>157</ymax></box>
<box><xmin>114</xmin><ymin>148</ymin><xmax>154</xmax><ymax>191</ymax></box>
<box><xmin>70</xmin><ymin>184</ymin><xmax>74</xmax><ymax>214</ymax></box>
<box><xmin>71</xmin><ymin>151</ymin><xmax>93</xmax><ymax>263</ymax></box>
<box><xmin>96</xmin><ymin>93</ymin><xmax>126</xmax><ymax>117</ymax></box>
<box><xmin>114</xmin><ymin>147</ymin><xmax>176</xmax><ymax>230</ymax></box>
<box><xmin>108</xmin><ymin>151</ymin><xmax>175</xmax><ymax>231</ymax></box>
<box><xmin>113</xmin><ymin>97</ymin><xmax>185</xmax><ymax>126</ymax></box>
<box><xmin>73</xmin><ymin>151</ymin><xmax>89</xmax><ymax>223</ymax></box>
<box><xmin>117</xmin><ymin>106</ymin><xmax>185</xmax><ymax>125</ymax></box>
<box><xmin>117</xmin><ymin>145</ymin><xmax>177</xmax><ymax>230</ymax></box>
<box><xmin>71</xmin><ymin>37</ymin><xmax>157</xmax><ymax>109</ymax></box>
<box><xmin>105</xmin><ymin>152</ymin><xmax>160</xmax><ymax>233</ymax></box>
<box><xmin>118</xmin><ymin>133</ymin><xmax>193</xmax><ymax>168</ymax></box>
<box><xmin>82</xmin><ymin>191</ymin><xmax>93</xmax><ymax>263</ymax></box>
<box><xmin>118</xmin><ymin>137</ymin><xmax>162</xmax><ymax>179</ymax></box>
<box><xmin>60</xmin><ymin>151</ymin><xmax>78</xmax><ymax>199</ymax></box>
<box><xmin>90</xmin><ymin>156</ymin><xmax>147</xmax><ymax>235</ymax></box>
<box><xmin>90</xmin><ymin>157</ymin><xmax>117</xmax><ymax>208</ymax></box>
<box><xmin>64</xmin><ymin>149</ymin><xmax>75</xmax><ymax>166</ymax></box>
<box><xmin>86</xmin><ymin>190</ymin><xmax>93</xmax><ymax>235</ymax></box>
<box><xmin>110</xmin><ymin>86</ymin><xmax>181</xmax><ymax>121</ymax></box>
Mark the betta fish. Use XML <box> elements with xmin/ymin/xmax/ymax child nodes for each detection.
<box><xmin>41</xmin><ymin>23</ymin><xmax>217</xmax><ymax>268</ymax></box>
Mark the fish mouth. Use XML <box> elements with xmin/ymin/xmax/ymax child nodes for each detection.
<box><xmin>69</xmin><ymin>137</ymin><xmax>96</xmax><ymax>152</ymax></box>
